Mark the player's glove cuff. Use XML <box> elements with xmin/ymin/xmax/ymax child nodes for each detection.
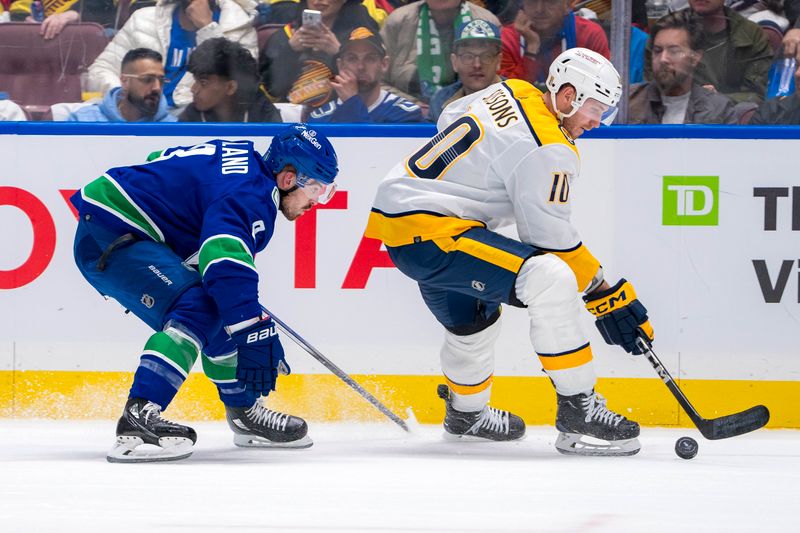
<box><xmin>583</xmin><ymin>279</ymin><xmax>653</xmax><ymax>355</ymax></box>
<box><xmin>231</xmin><ymin>317</ymin><xmax>289</xmax><ymax>396</ymax></box>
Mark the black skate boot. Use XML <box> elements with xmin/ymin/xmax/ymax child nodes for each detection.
<box><xmin>437</xmin><ymin>384</ymin><xmax>525</xmax><ymax>441</ymax></box>
<box><xmin>106</xmin><ymin>397</ymin><xmax>197</xmax><ymax>463</ymax></box>
<box><xmin>555</xmin><ymin>390</ymin><xmax>640</xmax><ymax>456</ymax></box>
<box><xmin>226</xmin><ymin>398</ymin><xmax>312</xmax><ymax>449</ymax></box>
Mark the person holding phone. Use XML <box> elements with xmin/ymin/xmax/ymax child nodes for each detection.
<box><xmin>259</xmin><ymin>0</ymin><xmax>379</xmax><ymax>106</ymax></box>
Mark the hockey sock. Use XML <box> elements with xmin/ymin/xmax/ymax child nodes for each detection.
<box><xmin>202</xmin><ymin>352</ymin><xmax>256</xmax><ymax>408</ymax></box>
<box><xmin>129</xmin><ymin>328</ymin><xmax>200</xmax><ymax>409</ymax></box>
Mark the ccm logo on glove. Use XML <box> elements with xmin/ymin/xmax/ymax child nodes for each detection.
<box><xmin>583</xmin><ymin>279</ymin><xmax>654</xmax><ymax>355</ymax></box>
<box><xmin>246</xmin><ymin>325</ymin><xmax>277</xmax><ymax>344</ymax></box>
<box><xmin>585</xmin><ymin>285</ymin><xmax>632</xmax><ymax>316</ymax></box>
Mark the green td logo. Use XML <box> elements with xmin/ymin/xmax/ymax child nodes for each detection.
<box><xmin>662</xmin><ymin>176</ymin><xmax>719</xmax><ymax>226</ymax></box>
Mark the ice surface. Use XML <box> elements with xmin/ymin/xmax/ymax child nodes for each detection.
<box><xmin>0</xmin><ymin>420</ymin><xmax>796</xmax><ymax>532</ymax></box>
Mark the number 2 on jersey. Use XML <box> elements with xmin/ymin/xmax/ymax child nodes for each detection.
<box><xmin>406</xmin><ymin>116</ymin><xmax>483</xmax><ymax>180</ymax></box>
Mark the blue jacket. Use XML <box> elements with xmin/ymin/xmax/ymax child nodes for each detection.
<box><xmin>308</xmin><ymin>90</ymin><xmax>422</xmax><ymax>123</ymax></box>
<box><xmin>67</xmin><ymin>87</ymin><xmax>177</xmax><ymax>122</ymax></box>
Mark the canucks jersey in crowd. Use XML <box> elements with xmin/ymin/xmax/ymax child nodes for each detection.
<box><xmin>309</xmin><ymin>90</ymin><xmax>423</xmax><ymax>124</ymax></box>
<box><xmin>70</xmin><ymin>139</ymin><xmax>277</xmax><ymax>327</ymax></box>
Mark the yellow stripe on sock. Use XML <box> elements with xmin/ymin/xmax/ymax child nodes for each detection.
<box><xmin>444</xmin><ymin>375</ymin><xmax>493</xmax><ymax>395</ymax></box>
<box><xmin>538</xmin><ymin>344</ymin><xmax>593</xmax><ymax>371</ymax></box>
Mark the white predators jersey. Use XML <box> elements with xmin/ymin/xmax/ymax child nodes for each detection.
<box><xmin>365</xmin><ymin>79</ymin><xmax>600</xmax><ymax>290</ymax></box>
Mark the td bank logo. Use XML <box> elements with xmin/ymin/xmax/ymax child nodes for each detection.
<box><xmin>662</xmin><ymin>176</ymin><xmax>719</xmax><ymax>226</ymax></box>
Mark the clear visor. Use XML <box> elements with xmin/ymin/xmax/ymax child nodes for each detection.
<box><xmin>296</xmin><ymin>173</ymin><xmax>337</xmax><ymax>205</ymax></box>
<box><xmin>575</xmin><ymin>97</ymin><xmax>618</xmax><ymax>126</ymax></box>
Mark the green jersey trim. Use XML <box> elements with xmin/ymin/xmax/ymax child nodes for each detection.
<box><xmin>81</xmin><ymin>174</ymin><xmax>165</xmax><ymax>242</ymax></box>
<box><xmin>198</xmin><ymin>234</ymin><xmax>256</xmax><ymax>277</ymax></box>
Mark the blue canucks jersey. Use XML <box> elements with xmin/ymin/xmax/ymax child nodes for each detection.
<box><xmin>70</xmin><ymin>139</ymin><xmax>278</xmax><ymax>326</ymax></box>
<box><xmin>308</xmin><ymin>89</ymin><xmax>423</xmax><ymax>123</ymax></box>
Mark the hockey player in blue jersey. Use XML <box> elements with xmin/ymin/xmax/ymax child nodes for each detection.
<box><xmin>308</xmin><ymin>27</ymin><xmax>423</xmax><ymax>124</ymax></box>
<box><xmin>71</xmin><ymin>124</ymin><xmax>338</xmax><ymax>462</ymax></box>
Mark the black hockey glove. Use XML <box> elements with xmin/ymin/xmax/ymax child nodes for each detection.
<box><xmin>231</xmin><ymin>317</ymin><xmax>290</xmax><ymax>396</ymax></box>
<box><xmin>583</xmin><ymin>279</ymin><xmax>654</xmax><ymax>355</ymax></box>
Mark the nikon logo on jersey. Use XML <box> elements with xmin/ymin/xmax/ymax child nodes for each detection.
<box><xmin>662</xmin><ymin>176</ymin><xmax>719</xmax><ymax>226</ymax></box>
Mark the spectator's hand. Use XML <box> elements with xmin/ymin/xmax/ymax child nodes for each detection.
<box><xmin>185</xmin><ymin>0</ymin><xmax>213</xmax><ymax>30</ymax></box>
<box><xmin>514</xmin><ymin>11</ymin><xmax>540</xmax><ymax>56</ymax></box>
<box><xmin>331</xmin><ymin>69</ymin><xmax>358</xmax><ymax>102</ymax></box>
<box><xmin>40</xmin><ymin>11</ymin><xmax>79</xmax><ymax>40</ymax></box>
<box><xmin>301</xmin><ymin>24</ymin><xmax>341</xmax><ymax>56</ymax></box>
<box><xmin>289</xmin><ymin>27</ymin><xmax>307</xmax><ymax>52</ymax></box>
<box><xmin>702</xmin><ymin>84</ymin><xmax>717</xmax><ymax>93</ymax></box>
<box><xmin>783</xmin><ymin>28</ymin><xmax>800</xmax><ymax>62</ymax></box>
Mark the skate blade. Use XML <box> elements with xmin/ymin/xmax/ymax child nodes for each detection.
<box><xmin>442</xmin><ymin>430</ymin><xmax>526</xmax><ymax>443</ymax></box>
<box><xmin>232</xmin><ymin>433</ymin><xmax>313</xmax><ymax>449</ymax></box>
<box><xmin>106</xmin><ymin>436</ymin><xmax>194</xmax><ymax>463</ymax></box>
<box><xmin>555</xmin><ymin>432</ymin><xmax>640</xmax><ymax>457</ymax></box>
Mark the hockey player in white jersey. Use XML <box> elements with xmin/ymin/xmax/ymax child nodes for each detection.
<box><xmin>365</xmin><ymin>48</ymin><xmax>654</xmax><ymax>456</ymax></box>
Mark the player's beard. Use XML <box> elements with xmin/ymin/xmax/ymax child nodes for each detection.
<box><xmin>128</xmin><ymin>90</ymin><xmax>160</xmax><ymax>118</ymax></box>
<box><xmin>279</xmin><ymin>188</ymin><xmax>313</xmax><ymax>221</ymax></box>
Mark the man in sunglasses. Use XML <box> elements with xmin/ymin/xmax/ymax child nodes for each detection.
<box><xmin>71</xmin><ymin>124</ymin><xmax>338</xmax><ymax>462</ymax></box>
<box><xmin>68</xmin><ymin>48</ymin><xmax>177</xmax><ymax>123</ymax></box>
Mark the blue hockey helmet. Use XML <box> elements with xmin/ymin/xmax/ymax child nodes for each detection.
<box><xmin>264</xmin><ymin>124</ymin><xmax>338</xmax><ymax>185</ymax></box>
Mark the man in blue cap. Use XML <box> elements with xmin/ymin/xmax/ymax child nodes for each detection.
<box><xmin>429</xmin><ymin>19</ymin><xmax>503</xmax><ymax>121</ymax></box>
<box><xmin>71</xmin><ymin>124</ymin><xmax>338</xmax><ymax>462</ymax></box>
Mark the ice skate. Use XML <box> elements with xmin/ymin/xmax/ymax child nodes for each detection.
<box><xmin>555</xmin><ymin>390</ymin><xmax>640</xmax><ymax>456</ymax></box>
<box><xmin>107</xmin><ymin>398</ymin><xmax>197</xmax><ymax>463</ymax></box>
<box><xmin>226</xmin><ymin>398</ymin><xmax>312</xmax><ymax>449</ymax></box>
<box><xmin>437</xmin><ymin>384</ymin><xmax>525</xmax><ymax>441</ymax></box>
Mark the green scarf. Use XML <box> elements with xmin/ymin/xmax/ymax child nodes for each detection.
<box><xmin>416</xmin><ymin>1</ymin><xmax>472</xmax><ymax>101</ymax></box>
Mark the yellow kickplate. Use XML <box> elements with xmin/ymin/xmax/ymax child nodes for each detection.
<box><xmin>0</xmin><ymin>371</ymin><xmax>796</xmax><ymax>428</ymax></box>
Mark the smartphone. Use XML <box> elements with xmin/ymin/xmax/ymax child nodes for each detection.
<box><xmin>302</xmin><ymin>9</ymin><xmax>322</xmax><ymax>27</ymax></box>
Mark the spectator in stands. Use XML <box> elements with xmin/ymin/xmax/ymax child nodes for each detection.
<box><xmin>9</xmin><ymin>0</ymin><xmax>79</xmax><ymax>39</ymax></box>
<box><xmin>69</xmin><ymin>48</ymin><xmax>177</xmax><ymax>122</ymax></box>
<box><xmin>179</xmin><ymin>37</ymin><xmax>282</xmax><ymax>122</ymax></box>
<box><xmin>429</xmin><ymin>19</ymin><xmax>502</xmax><ymax>121</ymax></box>
<box><xmin>629</xmin><ymin>10</ymin><xmax>736</xmax><ymax>124</ymax></box>
<box><xmin>0</xmin><ymin>99</ymin><xmax>27</xmax><ymax>121</ymax></box>
<box><xmin>498</xmin><ymin>0</ymin><xmax>609</xmax><ymax>86</ymax></box>
<box><xmin>88</xmin><ymin>0</ymin><xmax>258</xmax><ymax>109</ymax></box>
<box><xmin>380</xmin><ymin>0</ymin><xmax>500</xmax><ymax>102</ymax></box>
<box><xmin>666</xmin><ymin>0</ymin><xmax>773</xmax><ymax>104</ymax></box>
<box><xmin>308</xmin><ymin>26</ymin><xmax>422</xmax><ymax>122</ymax></box>
<box><xmin>748</xmin><ymin>60</ymin><xmax>800</xmax><ymax>123</ymax></box>
<box><xmin>259</xmin><ymin>0</ymin><xmax>379</xmax><ymax>108</ymax></box>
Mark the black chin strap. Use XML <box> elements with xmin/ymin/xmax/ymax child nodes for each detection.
<box><xmin>279</xmin><ymin>184</ymin><xmax>299</xmax><ymax>198</ymax></box>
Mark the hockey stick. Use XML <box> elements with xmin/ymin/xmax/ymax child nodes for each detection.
<box><xmin>635</xmin><ymin>331</ymin><xmax>769</xmax><ymax>440</ymax></box>
<box><xmin>263</xmin><ymin>307</ymin><xmax>410</xmax><ymax>432</ymax></box>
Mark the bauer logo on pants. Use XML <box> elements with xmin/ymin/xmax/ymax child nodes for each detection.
<box><xmin>662</xmin><ymin>176</ymin><xmax>719</xmax><ymax>226</ymax></box>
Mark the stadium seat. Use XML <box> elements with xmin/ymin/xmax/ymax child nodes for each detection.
<box><xmin>0</xmin><ymin>22</ymin><xmax>109</xmax><ymax>108</ymax></box>
<box><xmin>257</xmin><ymin>24</ymin><xmax>285</xmax><ymax>51</ymax></box>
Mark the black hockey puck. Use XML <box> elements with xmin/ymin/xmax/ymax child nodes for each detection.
<box><xmin>675</xmin><ymin>436</ymin><xmax>698</xmax><ymax>459</ymax></box>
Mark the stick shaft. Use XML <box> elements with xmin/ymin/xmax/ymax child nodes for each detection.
<box><xmin>263</xmin><ymin>307</ymin><xmax>409</xmax><ymax>432</ymax></box>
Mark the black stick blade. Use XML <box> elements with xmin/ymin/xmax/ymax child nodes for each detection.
<box><xmin>699</xmin><ymin>405</ymin><xmax>770</xmax><ymax>440</ymax></box>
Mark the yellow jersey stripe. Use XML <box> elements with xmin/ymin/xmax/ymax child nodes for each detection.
<box><xmin>538</xmin><ymin>343</ymin><xmax>593</xmax><ymax>371</ymax></box>
<box><xmin>504</xmin><ymin>79</ymin><xmax>579</xmax><ymax>157</ymax></box>
<box><xmin>445</xmin><ymin>375</ymin><xmax>493</xmax><ymax>395</ymax></box>
<box><xmin>550</xmin><ymin>245</ymin><xmax>601</xmax><ymax>292</ymax></box>
<box><xmin>364</xmin><ymin>209</ymin><xmax>485</xmax><ymax>247</ymax></box>
<box><xmin>433</xmin><ymin>236</ymin><xmax>525</xmax><ymax>273</ymax></box>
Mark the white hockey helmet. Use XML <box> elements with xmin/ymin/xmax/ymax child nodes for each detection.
<box><xmin>546</xmin><ymin>47</ymin><xmax>622</xmax><ymax>126</ymax></box>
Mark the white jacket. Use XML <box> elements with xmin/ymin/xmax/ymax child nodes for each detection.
<box><xmin>88</xmin><ymin>0</ymin><xmax>258</xmax><ymax>107</ymax></box>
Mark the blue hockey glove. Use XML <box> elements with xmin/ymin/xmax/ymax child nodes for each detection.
<box><xmin>231</xmin><ymin>317</ymin><xmax>291</xmax><ymax>396</ymax></box>
<box><xmin>583</xmin><ymin>279</ymin><xmax>654</xmax><ymax>355</ymax></box>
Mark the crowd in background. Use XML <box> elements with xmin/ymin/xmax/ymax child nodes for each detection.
<box><xmin>2</xmin><ymin>0</ymin><xmax>800</xmax><ymax>124</ymax></box>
